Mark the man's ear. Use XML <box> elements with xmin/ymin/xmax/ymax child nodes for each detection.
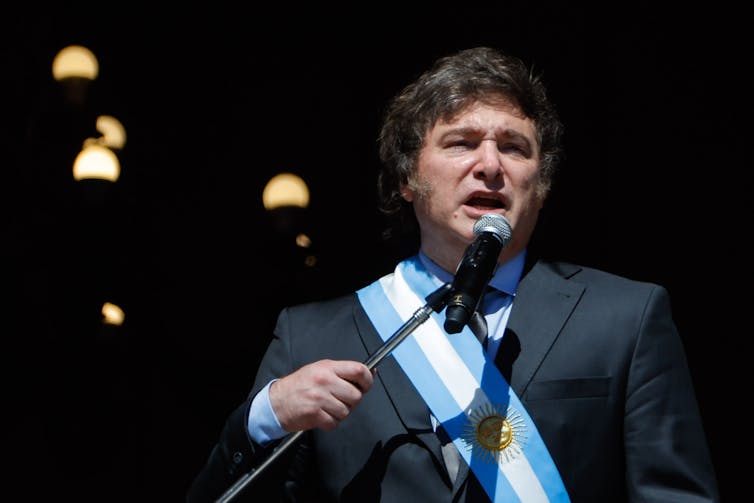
<box><xmin>400</xmin><ymin>183</ymin><xmax>414</xmax><ymax>202</ymax></box>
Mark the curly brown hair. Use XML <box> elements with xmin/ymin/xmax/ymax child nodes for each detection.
<box><xmin>377</xmin><ymin>46</ymin><xmax>563</xmax><ymax>239</ymax></box>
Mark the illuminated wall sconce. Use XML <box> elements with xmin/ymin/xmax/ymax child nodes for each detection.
<box><xmin>262</xmin><ymin>173</ymin><xmax>310</xmax><ymax>210</ymax></box>
<box><xmin>52</xmin><ymin>45</ymin><xmax>99</xmax><ymax>105</ymax></box>
<box><xmin>52</xmin><ymin>45</ymin><xmax>99</xmax><ymax>80</ymax></box>
<box><xmin>73</xmin><ymin>142</ymin><xmax>120</xmax><ymax>182</ymax></box>
<box><xmin>263</xmin><ymin>173</ymin><xmax>315</xmax><ymax>264</ymax></box>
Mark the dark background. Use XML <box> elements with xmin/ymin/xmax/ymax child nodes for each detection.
<box><xmin>3</xmin><ymin>4</ymin><xmax>747</xmax><ymax>501</ymax></box>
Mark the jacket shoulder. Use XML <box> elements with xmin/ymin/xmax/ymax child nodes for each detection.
<box><xmin>533</xmin><ymin>259</ymin><xmax>666</xmax><ymax>292</ymax></box>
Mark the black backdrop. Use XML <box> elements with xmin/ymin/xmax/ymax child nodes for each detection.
<box><xmin>3</xmin><ymin>4</ymin><xmax>747</xmax><ymax>501</ymax></box>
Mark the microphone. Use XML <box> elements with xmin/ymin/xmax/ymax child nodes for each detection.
<box><xmin>444</xmin><ymin>213</ymin><xmax>513</xmax><ymax>334</ymax></box>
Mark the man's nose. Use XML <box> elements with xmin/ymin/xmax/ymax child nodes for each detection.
<box><xmin>473</xmin><ymin>141</ymin><xmax>502</xmax><ymax>180</ymax></box>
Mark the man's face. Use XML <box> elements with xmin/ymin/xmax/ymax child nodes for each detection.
<box><xmin>401</xmin><ymin>100</ymin><xmax>544</xmax><ymax>272</ymax></box>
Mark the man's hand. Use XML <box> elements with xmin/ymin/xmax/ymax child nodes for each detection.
<box><xmin>269</xmin><ymin>359</ymin><xmax>374</xmax><ymax>432</ymax></box>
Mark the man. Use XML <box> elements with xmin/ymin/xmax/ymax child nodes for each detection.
<box><xmin>188</xmin><ymin>47</ymin><xmax>719</xmax><ymax>502</ymax></box>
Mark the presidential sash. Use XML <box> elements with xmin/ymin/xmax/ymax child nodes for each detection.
<box><xmin>356</xmin><ymin>255</ymin><xmax>570</xmax><ymax>502</ymax></box>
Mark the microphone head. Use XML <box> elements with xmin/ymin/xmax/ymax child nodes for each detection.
<box><xmin>473</xmin><ymin>213</ymin><xmax>512</xmax><ymax>246</ymax></box>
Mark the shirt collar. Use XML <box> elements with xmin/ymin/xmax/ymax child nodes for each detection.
<box><xmin>417</xmin><ymin>248</ymin><xmax>525</xmax><ymax>297</ymax></box>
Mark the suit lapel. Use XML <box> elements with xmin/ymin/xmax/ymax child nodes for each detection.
<box><xmin>352</xmin><ymin>299</ymin><xmax>448</xmax><ymax>480</ymax></box>
<box><xmin>504</xmin><ymin>260</ymin><xmax>585</xmax><ymax>397</ymax></box>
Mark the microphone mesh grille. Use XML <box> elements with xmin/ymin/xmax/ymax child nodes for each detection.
<box><xmin>473</xmin><ymin>213</ymin><xmax>512</xmax><ymax>245</ymax></box>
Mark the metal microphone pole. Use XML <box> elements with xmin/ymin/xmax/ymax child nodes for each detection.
<box><xmin>215</xmin><ymin>282</ymin><xmax>454</xmax><ymax>503</ymax></box>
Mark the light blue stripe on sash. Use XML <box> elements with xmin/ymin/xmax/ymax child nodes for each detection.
<box><xmin>356</xmin><ymin>274</ymin><xmax>469</xmax><ymax>428</ymax></box>
<box><xmin>357</xmin><ymin>256</ymin><xmax>570</xmax><ymax>503</ymax></box>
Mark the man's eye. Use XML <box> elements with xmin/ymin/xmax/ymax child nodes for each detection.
<box><xmin>501</xmin><ymin>144</ymin><xmax>528</xmax><ymax>156</ymax></box>
<box><xmin>447</xmin><ymin>140</ymin><xmax>475</xmax><ymax>149</ymax></box>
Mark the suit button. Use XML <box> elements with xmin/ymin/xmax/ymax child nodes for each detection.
<box><xmin>232</xmin><ymin>452</ymin><xmax>243</xmax><ymax>464</ymax></box>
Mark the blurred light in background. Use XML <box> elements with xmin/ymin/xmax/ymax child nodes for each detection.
<box><xmin>262</xmin><ymin>173</ymin><xmax>310</xmax><ymax>209</ymax></box>
<box><xmin>101</xmin><ymin>302</ymin><xmax>125</xmax><ymax>326</ymax></box>
<box><xmin>72</xmin><ymin>115</ymin><xmax>126</xmax><ymax>181</ymax></box>
<box><xmin>264</xmin><ymin>173</ymin><xmax>316</xmax><ymax>265</ymax></box>
<box><xmin>95</xmin><ymin>115</ymin><xmax>127</xmax><ymax>150</ymax></box>
<box><xmin>52</xmin><ymin>45</ymin><xmax>99</xmax><ymax>105</ymax></box>
<box><xmin>295</xmin><ymin>233</ymin><xmax>312</xmax><ymax>248</ymax></box>
<box><xmin>73</xmin><ymin>143</ymin><xmax>121</xmax><ymax>181</ymax></box>
<box><xmin>52</xmin><ymin>45</ymin><xmax>99</xmax><ymax>81</ymax></box>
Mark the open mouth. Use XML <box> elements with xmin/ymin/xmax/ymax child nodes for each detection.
<box><xmin>465</xmin><ymin>195</ymin><xmax>504</xmax><ymax>210</ymax></box>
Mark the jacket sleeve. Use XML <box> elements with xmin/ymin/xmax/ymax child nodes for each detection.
<box><xmin>186</xmin><ymin>399</ymin><xmax>262</xmax><ymax>502</ymax></box>
<box><xmin>624</xmin><ymin>284</ymin><xmax>720</xmax><ymax>502</ymax></box>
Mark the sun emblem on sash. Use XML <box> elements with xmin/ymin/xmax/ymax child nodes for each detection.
<box><xmin>462</xmin><ymin>403</ymin><xmax>527</xmax><ymax>464</ymax></box>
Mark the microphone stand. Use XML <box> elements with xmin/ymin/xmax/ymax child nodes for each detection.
<box><xmin>215</xmin><ymin>282</ymin><xmax>454</xmax><ymax>503</ymax></box>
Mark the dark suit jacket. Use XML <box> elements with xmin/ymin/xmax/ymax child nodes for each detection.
<box><xmin>188</xmin><ymin>260</ymin><xmax>719</xmax><ymax>502</ymax></box>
